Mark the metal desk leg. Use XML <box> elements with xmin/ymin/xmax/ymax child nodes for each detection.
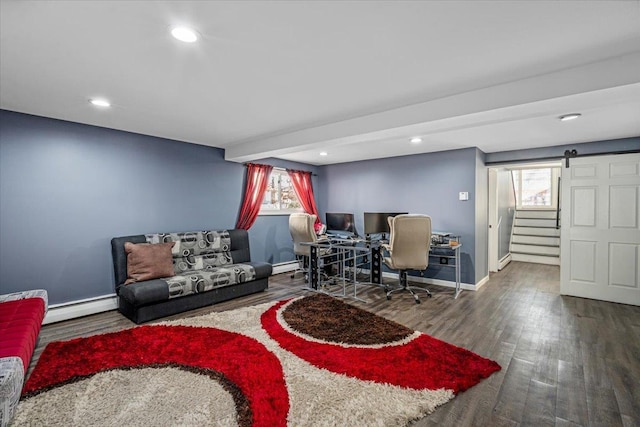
<box><xmin>454</xmin><ymin>247</ymin><xmax>462</xmax><ymax>299</ymax></box>
<box><xmin>310</xmin><ymin>245</ymin><xmax>319</xmax><ymax>290</ymax></box>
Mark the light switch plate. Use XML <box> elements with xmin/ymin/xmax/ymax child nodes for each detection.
<box><xmin>459</xmin><ymin>192</ymin><xmax>469</xmax><ymax>201</ymax></box>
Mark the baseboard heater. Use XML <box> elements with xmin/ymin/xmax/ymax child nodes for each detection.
<box><xmin>271</xmin><ymin>261</ymin><xmax>299</xmax><ymax>275</ymax></box>
<box><xmin>499</xmin><ymin>253</ymin><xmax>512</xmax><ymax>270</ymax></box>
<box><xmin>44</xmin><ymin>294</ymin><xmax>119</xmax><ymax>325</ymax></box>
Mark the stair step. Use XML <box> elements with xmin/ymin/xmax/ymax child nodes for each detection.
<box><xmin>511</xmin><ymin>244</ymin><xmax>560</xmax><ymax>256</ymax></box>
<box><xmin>513</xmin><ymin>226</ymin><xmax>560</xmax><ymax>236</ymax></box>
<box><xmin>516</xmin><ymin>210</ymin><xmax>558</xmax><ymax>219</ymax></box>
<box><xmin>515</xmin><ymin>218</ymin><xmax>558</xmax><ymax>227</ymax></box>
<box><xmin>512</xmin><ymin>235</ymin><xmax>560</xmax><ymax>246</ymax></box>
<box><xmin>511</xmin><ymin>253</ymin><xmax>560</xmax><ymax>265</ymax></box>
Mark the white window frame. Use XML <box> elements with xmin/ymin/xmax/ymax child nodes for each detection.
<box><xmin>512</xmin><ymin>167</ymin><xmax>560</xmax><ymax>210</ymax></box>
<box><xmin>259</xmin><ymin>168</ymin><xmax>304</xmax><ymax>216</ymax></box>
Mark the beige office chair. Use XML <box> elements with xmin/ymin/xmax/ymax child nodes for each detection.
<box><xmin>289</xmin><ymin>213</ymin><xmax>331</xmax><ymax>280</ymax></box>
<box><xmin>382</xmin><ymin>214</ymin><xmax>432</xmax><ymax>304</ymax></box>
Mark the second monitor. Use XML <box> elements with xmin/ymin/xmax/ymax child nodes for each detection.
<box><xmin>325</xmin><ymin>212</ymin><xmax>358</xmax><ymax>236</ymax></box>
<box><xmin>364</xmin><ymin>212</ymin><xmax>408</xmax><ymax>236</ymax></box>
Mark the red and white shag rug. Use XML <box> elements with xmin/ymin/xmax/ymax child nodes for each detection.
<box><xmin>14</xmin><ymin>294</ymin><xmax>500</xmax><ymax>426</ymax></box>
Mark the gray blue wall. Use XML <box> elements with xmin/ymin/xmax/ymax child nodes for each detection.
<box><xmin>0</xmin><ymin>111</ymin><xmax>314</xmax><ymax>304</ymax></box>
<box><xmin>317</xmin><ymin>147</ymin><xmax>481</xmax><ymax>284</ymax></box>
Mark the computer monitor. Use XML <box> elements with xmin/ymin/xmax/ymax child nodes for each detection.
<box><xmin>325</xmin><ymin>212</ymin><xmax>357</xmax><ymax>235</ymax></box>
<box><xmin>364</xmin><ymin>212</ymin><xmax>408</xmax><ymax>235</ymax></box>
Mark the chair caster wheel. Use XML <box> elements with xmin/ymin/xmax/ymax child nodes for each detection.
<box><xmin>427</xmin><ymin>293</ymin><xmax>433</xmax><ymax>298</ymax></box>
<box><xmin>386</xmin><ymin>295</ymin><xmax>391</xmax><ymax>300</ymax></box>
<box><xmin>415</xmin><ymin>299</ymin><xmax>421</xmax><ymax>304</ymax></box>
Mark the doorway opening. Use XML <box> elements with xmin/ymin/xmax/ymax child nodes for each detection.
<box><xmin>488</xmin><ymin>162</ymin><xmax>562</xmax><ymax>272</ymax></box>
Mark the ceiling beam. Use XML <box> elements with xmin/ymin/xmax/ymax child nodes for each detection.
<box><xmin>224</xmin><ymin>52</ymin><xmax>640</xmax><ymax>163</ymax></box>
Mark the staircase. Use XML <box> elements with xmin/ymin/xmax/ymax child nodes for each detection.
<box><xmin>510</xmin><ymin>209</ymin><xmax>560</xmax><ymax>265</ymax></box>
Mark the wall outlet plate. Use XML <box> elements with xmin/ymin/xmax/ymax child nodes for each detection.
<box><xmin>459</xmin><ymin>192</ymin><xmax>469</xmax><ymax>201</ymax></box>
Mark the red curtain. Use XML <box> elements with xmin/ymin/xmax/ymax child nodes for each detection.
<box><xmin>236</xmin><ymin>163</ymin><xmax>273</xmax><ymax>230</ymax></box>
<box><xmin>288</xmin><ymin>169</ymin><xmax>322</xmax><ymax>229</ymax></box>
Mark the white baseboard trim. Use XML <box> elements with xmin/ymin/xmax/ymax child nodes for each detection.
<box><xmin>44</xmin><ymin>294</ymin><xmax>118</xmax><ymax>325</ymax></box>
<box><xmin>475</xmin><ymin>274</ymin><xmax>490</xmax><ymax>290</ymax></box>
<box><xmin>271</xmin><ymin>261</ymin><xmax>299</xmax><ymax>275</ymax></box>
<box><xmin>498</xmin><ymin>254</ymin><xmax>512</xmax><ymax>270</ymax></box>
<box><xmin>371</xmin><ymin>270</ymin><xmax>479</xmax><ymax>291</ymax></box>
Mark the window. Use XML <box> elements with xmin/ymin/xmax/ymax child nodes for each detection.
<box><xmin>512</xmin><ymin>167</ymin><xmax>559</xmax><ymax>209</ymax></box>
<box><xmin>259</xmin><ymin>168</ymin><xmax>303</xmax><ymax>215</ymax></box>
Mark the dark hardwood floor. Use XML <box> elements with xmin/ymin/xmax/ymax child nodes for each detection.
<box><xmin>30</xmin><ymin>262</ymin><xmax>640</xmax><ymax>426</ymax></box>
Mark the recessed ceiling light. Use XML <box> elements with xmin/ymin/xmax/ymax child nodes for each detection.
<box><xmin>171</xmin><ymin>27</ymin><xmax>199</xmax><ymax>43</ymax></box>
<box><xmin>410</xmin><ymin>137</ymin><xmax>422</xmax><ymax>144</ymax></box>
<box><xmin>319</xmin><ymin>152</ymin><xmax>328</xmax><ymax>156</ymax></box>
<box><xmin>89</xmin><ymin>98</ymin><xmax>111</xmax><ymax>108</ymax></box>
<box><xmin>558</xmin><ymin>113</ymin><xmax>581</xmax><ymax>122</ymax></box>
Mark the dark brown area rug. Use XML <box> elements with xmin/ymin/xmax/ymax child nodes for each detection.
<box><xmin>13</xmin><ymin>294</ymin><xmax>500</xmax><ymax>426</ymax></box>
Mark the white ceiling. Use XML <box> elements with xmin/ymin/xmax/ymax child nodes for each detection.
<box><xmin>1</xmin><ymin>1</ymin><xmax>639</xmax><ymax>165</ymax></box>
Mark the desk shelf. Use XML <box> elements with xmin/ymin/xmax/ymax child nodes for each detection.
<box><xmin>430</xmin><ymin>246</ymin><xmax>459</xmax><ymax>265</ymax></box>
<box><xmin>428</xmin><ymin>239</ymin><xmax>462</xmax><ymax>298</ymax></box>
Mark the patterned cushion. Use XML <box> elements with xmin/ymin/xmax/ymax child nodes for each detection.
<box><xmin>0</xmin><ymin>357</ymin><xmax>23</xmax><ymax>427</ymax></box>
<box><xmin>146</xmin><ymin>231</ymin><xmax>231</xmax><ymax>257</ymax></box>
<box><xmin>172</xmin><ymin>252</ymin><xmax>233</xmax><ymax>274</ymax></box>
<box><xmin>145</xmin><ymin>231</ymin><xmax>234</xmax><ymax>274</ymax></box>
<box><xmin>164</xmin><ymin>264</ymin><xmax>256</xmax><ymax>299</ymax></box>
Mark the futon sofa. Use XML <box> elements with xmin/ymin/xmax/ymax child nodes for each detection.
<box><xmin>111</xmin><ymin>229</ymin><xmax>271</xmax><ymax>324</ymax></box>
<box><xmin>0</xmin><ymin>289</ymin><xmax>48</xmax><ymax>427</ymax></box>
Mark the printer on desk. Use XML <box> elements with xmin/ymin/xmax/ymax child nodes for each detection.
<box><xmin>431</xmin><ymin>232</ymin><xmax>460</xmax><ymax>247</ymax></box>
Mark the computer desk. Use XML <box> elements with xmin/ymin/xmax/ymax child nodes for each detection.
<box><xmin>429</xmin><ymin>243</ymin><xmax>463</xmax><ymax>299</ymax></box>
<box><xmin>303</xmin><ymin>237</ymin><xmax>462</xmax><ymax>300</ymax></box>
<box><xmin>303</xmin><ymin>237</ymin><xmax>383</xmax><ymax>302</ymax></box>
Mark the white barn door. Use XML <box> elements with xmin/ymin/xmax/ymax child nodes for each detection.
<box><xmin>560</xmin><ymin>153</ymin><xmax>640</xmax><ymax>306</ymax></box>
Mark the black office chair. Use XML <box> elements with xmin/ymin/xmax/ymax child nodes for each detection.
<box><xmin>382</xmin><ymin>214</ymin><xmax>432</xmax><ymax>304</ymax></box>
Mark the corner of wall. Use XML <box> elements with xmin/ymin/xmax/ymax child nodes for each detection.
<box><xmin>475</xmin><ymin>148</ymin><xmax>489</xmax><ymax>282</ymax></box>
